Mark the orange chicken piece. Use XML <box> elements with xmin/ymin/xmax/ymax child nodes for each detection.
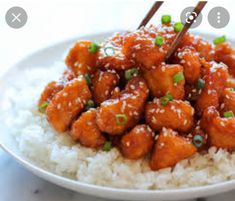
<box><xmin>221</xmin><ymin>88</ymin><xmax>235</xmax><ymax>114</ymax></box>
<box><xmin>214</xmin><ymin>42</ymin><xmax>235</xmax><ymax>77</ymax></box>
<box><xmin>91</xmin><ymin>70</ymin><xmax>119</xmax><ymax>104</ymax></box>
<box><xmin>98</xmin><ymin>32</ymin><xmax>134</xmax><ymax>70</ymax></box>
<box><xmin>201</xmin><ymin>106</ymin><xmax>235</xmax><ymax>150</ymax></box>
<box><xmin>145</xmin><ymin>99</ymin><xmax>194</xmax><ymax>133</ymax></box>
<box><xmin>46</xmin><ymin>77</ymin><xmax>91</xmax><ymax>132</ymax></box>
<box><xmin>96</xmin><ymin>77</ymin><xmax>149</xmax><ymax>135</ymax></box>
<box><xmin>174</xmin><ymin>46</ymin><xmax>201</xmax><ymax>84</ymax></box>
<box><xmin>120</xmin><ymin>124</ymin><xmax>154</xmax><ymax>159</ymax></box>
<box><xmin>196</xmin><ymin>61</ymin><xmax>228</xmax><ymax>115</ymax></box>
<box><xmin>65</xmin><ymin>41</ymin><xmax>98</xmax><ymax>76</ymax></box>
<box><xmin>71</xmin><ymin>109</ymin><xmax>105</xmax><ymax>148</ymax></box>
<box><xmin>123</xmin><ymin>25</ymin><xmax>175</xmax><ymax>70</ymax></box>
<box><xmin>38</xmin><ymin>81</ymin><xmax>64</xmax><ymax>107</ymax></box>
<box><xmin>150</xmin><ymin>128</ymin><xmax>197</xmax><ymax>170</ymax></box>
<box><xmin>143</xmin><ymin>64</ymin><xmax>185</xmax><ymax>99</ymax></box>
<box><xmin>179</xmin><ymin>33</ymin><xmax>214</xmax><ymax>61</ymax></box>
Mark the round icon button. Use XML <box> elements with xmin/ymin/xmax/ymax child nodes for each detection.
<box><xmin>5</xmin><ymin>6</ymin><xmax>27</xmax><ymax>29</ymax></box>
<box><xmin>180</xmin><ymin>6</ymin><xmax>203</xmax><ymax>29</ymax></box>
<box><xmin>208</xmin><ymin>7</ymin><xmax>230</xmax><ymax>29</ymax></box>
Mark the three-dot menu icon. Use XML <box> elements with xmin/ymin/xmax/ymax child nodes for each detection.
<box><xmin>208</xmin><ymin>6</ymin><xmax>230</xmax><ymax>29</ymax></box>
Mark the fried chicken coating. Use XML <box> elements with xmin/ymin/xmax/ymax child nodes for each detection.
<box><xmin>46</xmin><ymin>77</ymin><xmax>91</xmax><ymax>132</ymax></box>
<box><xmin>71</xmin><ymin>109</ymin><xmax>105</xmax><ymax>148</ymax></box>
<box><xmin>120</xmin><ymin>124</ymin><xmax>154</xmax><ymax>159</ymax></box>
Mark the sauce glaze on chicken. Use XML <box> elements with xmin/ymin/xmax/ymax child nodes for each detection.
<box><xmin>38</xmin><ymin>21</ymin><xmax>235</xmax><ymax>170</ymax></box>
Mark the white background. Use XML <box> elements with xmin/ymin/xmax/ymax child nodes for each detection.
<box><xmin>0</xmin><ymin>0</ymin><xmax>235</xmax><ymax>201</ymax></box>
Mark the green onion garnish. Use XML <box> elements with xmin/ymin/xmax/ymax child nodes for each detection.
<box><xmin>223</xmin><ymin>111</ymin><xmax>234</xmax><ymax>118</ymax></box>
<box><xmin>104</xmin><ymin>47</ymin><xmax>115</xmax><ymax>56</ymax></box>
<box><xmin>174</xmin><ymin>22</ymin><xmax>184</xmax><ymax>32</ymax></box>
<box><xmin>116</xmin><ymin>114</ymin><xmax>128</xmax><ymax>125</ymax></box>
<box><xmin>196</xmin><ymin>78</ymin><xmax>205</xmax><ymax>90</ymax></box>
<box><xmin>161</xmin><ymin>15</ymin><xmax>171</xmax><ymax>24</ymax></box>
<box><xmin>173</xmin><ymin>72</ymin><xmax>184</xmax><ymax>84</ymax></box>
<box><xmin>88</xmin><ymin>42</ymin><xmax>100</xmax><ymax>53</ymax></box>
<box><xmin>155</xmin><ymin>36</ymin><xmax>164</xmax><ymax>46</ymax></box>
<box><xmin>193</xmin><ymin>135</ymin><xmax>204</xmax><ymax>148</ymax></box>
<box><xmin>103</xmin><ymin>141</ymin><xmax>112</xmax><ymax>152</ymax></box>
<box><xmin>160</xmin><ymin>93</ymin><xmax>173</xmax><ymax>106</ymax></box>
<box><xmin>84</xmin><ymin>73</ymin><xmax>91</xmax><ymax>86</ymax></box>
<box><xmin>39</xmin><ymin>101</ymin><xmax>49</xmax><ymax>113</ymax></box>
<box><xmin>233</xmin><ymin>88</ymin><xmax>235</xmax><ymax>91</ymax></box>
<box><xmin>213</xmin><ymin>35</ymin><xmax>226</xmax><ymax>45</ymax></box>
<box><xmin>124</xmin><ymin>68</ymin><xmax>139</xmax><ymax>80</ymax></box>
<box><xmin>85</xmin><ymin>100</ymin><xmax>95</xmax><ymax>110</ymax></box>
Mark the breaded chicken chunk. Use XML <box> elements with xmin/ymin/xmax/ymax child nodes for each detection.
<box><xmin>46</xmin><ymin>76</ymin><xmax>91</xmax><ymax>132</ymax></box>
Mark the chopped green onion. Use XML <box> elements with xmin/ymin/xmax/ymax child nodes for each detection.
<box><xmin>85</xmin><ymin>100</ymin><xmax>95</xmax><ymax>110</ymax></box>
<box><xmin>88</xmin><ymin>42</ymin><xmax>100</xmax><ymax>53</ymax></box>
<box><xmin>193</xmin><ymin>135</ymin><xmax>204</xmax><ymax>148</ymax></box>
<box><xmin>116</xmin><ymin>114</ymin><xmax>128</xmax><ymax>125</ymax></box>
<box><xmin>161</xmin><ymin>15</ymin><xmax>171</xmax><ymax>24</ymax></box>
<box><xmin>223</xmin><ymin>111</ymin><xmax>234</xmax><ymax>118</ymax></box>
<box><xmin>103</xmin><ymin>141</ymin><xmax>112</xmax><ymax>152</ymax></box>
<box><xmin>160</xmin><ymin>93</ymin><xmax>174</xmax><ymax>106</ymax></box>
<box><xmin>155</xmin><ymin>36</ymin><xmax>164</xmax><ymax>46</ymax></box>
<box><xmin>232</xmin><ymin>87</ymin><xmax>235</xmax><ymax>91</ymax></box>
<box><xmin>104</xmin><ymin>47</ymin><xmax>115</xmax><ymax>56</ymax></box>
<box><xmin>125</xmin><ymin>68</ymin><xmax>139</xmax><ymax>80</ymax></box>
<box><xmin>84</xmin><ymin>73</ymin><xmax>91</xmax><ymax>86</ymax></box>
<box><xmin>173</xmin><ymin>72</ymin><xmax>184</xmax><ymax>83</ymax></box>
<box><xmin>196</xmin><ymin>78</ymin><xmax>205</xmax><ymax>90</ymax></box>
<box><xmin>39</xmin><ymin>101</ymin><xmax>49</xmax><ymax>113</ymax></box>
<box><xmin>213</xmin><ymin>35</ymin><xmax>226</xmax><ymax>45</ymax></box>
<box><xmin>174</xmin><ymin>22</ymin><xmax>184</xmax><ymax>32</ymax></box>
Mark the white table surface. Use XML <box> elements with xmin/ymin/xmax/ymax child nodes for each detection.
<box><xmin>0</xmin><ymin>1</ymin><xmax>235</xmax><ymax>201</ymax></box>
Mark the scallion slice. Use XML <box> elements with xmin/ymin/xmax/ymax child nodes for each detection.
<box><xmin>224</xmin><ymin>111</ymin><xmax>234</xmax><ymax>118</ymax></box>
<box><xmin>196</xmin><ymin>78</ymin><xmax>205</xmax><ymax>90</ymax></box>
<box><xmin>160</xmin><ymin>93</ymin><xmax>173</xmax><ymax>106</ymax></box>
<box><xmin>39</xmin><ymin>101</ymin><xmax>49</xmax><ymax>113</ymax></box>
<box><xmin>124</xmin><ymin>68</ymin><xmax>139</xmax><ymax>80</ymax></box>
<box><xmin>173</xmin><ymin>72</ymin><xmax>184</xmax><ymax>83</ymax></box>
<box><xmin>103</xmin><ymin>141</ymin><xmax>112</xmax><ymax>152</ymax></box>
<box><xmin>85</xmin><ymin>100</ymin><xmax>95</xmax><ymax>110</ymax></box>
<box><xmin>84</xmin><ymin>73</ymin><xmax>91</xmax><ymax>86</ymax></box>
<box><xmin>104</xmin><ymin>47</ymin><xmax>115</xmax><ymax>56</ymax></box>
<box><xmin>116</xmin><ymin>114</ymin><xmax>128</xmax><ymax>125</ymax></box>
<box><xmin>155</xmin><ymin>36</ymin><xmax>164</xmax><ymax>46</ymax></box>
<box><xmin>174</xmin><ymin>22</ymin><xmax>184</xmax><ymax>32</ymax></box>
<box><xmin>213</xmin><ymin>35</ymin><xmax>226</xmax><ymax>45</ymax></box>
<box><xmin>161</xmin><ymin>15</ymin><xmax>171</xmax><ymax>24</ymax></box>
<box><xmin>88</xmin><ymin>42</ymin><xmax>100</xmax><ymax>53</ymax></box>
<box><xmin>193</xmin><ymin>135</ymin><xmax>204</xmax><ymax>148</ymax></box>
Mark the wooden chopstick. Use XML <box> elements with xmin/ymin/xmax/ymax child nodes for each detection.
<box><xmin>138</xmin><ymin>1</ymin><xmax>164</xmax><ymax>29</ymax></box>
<box><xmin>165</xmin><ymin>1</ymin><xmax>207</xmax><ymax>62</ymax></box>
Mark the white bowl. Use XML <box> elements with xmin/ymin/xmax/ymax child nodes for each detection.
<box><xmin>0</xmin><ymin>32</ymin><xmax>235</xmax><ymax>201</ymax></box>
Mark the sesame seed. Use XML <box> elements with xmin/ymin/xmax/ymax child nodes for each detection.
<box><xmin>220</xmin><ymin>122</ymin><xmax>225</xmax><ymax>127</ymax></box>
<box><xmin>57</xmin><ymin>104</ymin><xmax>61</xmax><ymax>110</ymax></box>
<box><xmin>152</xmin><ymin>117</ymin><xmax>157</xmax><ymax>124</ymax></box>
<box><xmin>220</xmin><ymin>103</ymin><xmax>225</xmax><ymax>109</ymax></box>
<box><xmin>126</xmin><ymin>141</ymin><xmax>130</xmax><ymax>147</ymax></box>
<box><xmin>130</xmin><ymin>85</ymin><xmax>135</xmax><ymax>90</ymax></box>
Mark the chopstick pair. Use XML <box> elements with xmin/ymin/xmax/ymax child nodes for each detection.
<box><xmin>138</xmin><ymin>1</ymin><xmax>208</xmax><ymax>62</ymax></box>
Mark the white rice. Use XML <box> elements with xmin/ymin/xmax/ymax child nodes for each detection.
<box><xmin>3</xmin><ymin>63</ymin><xmax>235</xmax><ymax>190</ymax></box>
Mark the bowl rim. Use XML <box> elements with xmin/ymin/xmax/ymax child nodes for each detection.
<box><xmin>1</xmin><ymin>31</ymin><xmax>235</xmax><ymax>201</ymax></box>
